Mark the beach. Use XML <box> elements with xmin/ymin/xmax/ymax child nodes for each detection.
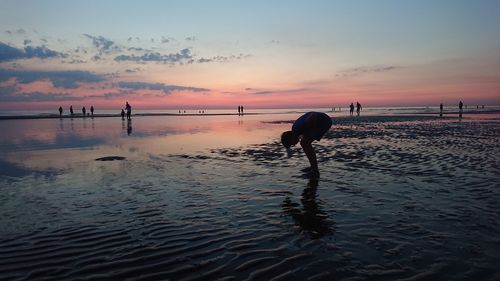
<box><xmin>0</xmin><ymin>110</ymin><xmax>499</xmax><ymax>280</ymax></box>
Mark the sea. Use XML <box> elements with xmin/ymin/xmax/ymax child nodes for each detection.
<box><xmin>0</xmin><ymin>107</ymin><xmax>499</xmax><ymax>280</ymax></box>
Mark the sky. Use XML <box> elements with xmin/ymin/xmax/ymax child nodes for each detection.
<box><xmin>0</xmin><ymin>0</ymin><xmax>499</xmax><ymax>110</ymax></box>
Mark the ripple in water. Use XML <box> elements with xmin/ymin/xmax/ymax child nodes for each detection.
<box><xmin>0</xmin><ymin>118</ymin><xmax>499</xmax><ymax>280</ymax></box>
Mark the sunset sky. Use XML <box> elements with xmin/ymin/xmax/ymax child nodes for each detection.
<box><xmin>1</xmin><ymin>0</ymin><xmax>499</xmax><ymax>110</ymax></box>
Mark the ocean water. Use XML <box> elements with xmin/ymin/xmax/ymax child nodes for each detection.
<box><xmin>0</xmin><ymin>111</ymin><xmax>499</xmax><ymax>280</ymax></box>
<box><xmin>2</xmin><ymin>105</ymin><xmax>500</xmax><ymax>118</ymax></box>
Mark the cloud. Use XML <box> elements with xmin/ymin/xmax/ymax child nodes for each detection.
<box><xmin>82</xmin><ymin>34</ymin><xmax>119</xmax><ymax>54</ymax></box>
<box><xmin>0</xmin><ymin>42</ymin><xmax>65</xmax><ymax>62</ymax></box>
<box><xmin>336</xmin><ymin>65</ymin><xmax>399</xmax><ymax>77</ymax></box>
<box><xmin>248</xmin><ymin>88</ymin><xmax>308</xmax><ymax>95</ymax></box>
<box><xmin>0</xmin><ymin>69</ymin><xmax>105</xmax><ymax>89</ymax></box>
<box><xmin>161</xmin><ymin>36</ymin><xmax>174</xmax><ymax>43</ymax></box>
<box><xmin>85</xmin><ymin>91</ymin><xmax>132</xmax><ymax>100</ymax></box>
<box><xmin>253</xmin><ymin>91</ymin><xmax>274</xmax><ymax>95</ymax></box>
<box><xmin>196</xmin><ymin>53</ymin><xmax>252</xmax><ymax>63</ymax></box>
<box><xmin>4</xmin><ymin>28</ymin><xmax>26</xmax><ymax>35</ymax></box>
<box><xmin>67</xmin><ymin>59</ymin><xmax>86</xmax><ymax>64</ymax></box>
<box><xmin>114</xmin><ymin>48</ymin><xmax>193</xmax><ymax>64</ymax></box>
<box><xmin>0</xmin><ymin>90</ymin><xmax>82</xmax><ymax>102</ymax></box>
<box><xmin>117</xmin><ymin>81</ymin><xmax>209</xmax><ymax>94</ymax></box>
<box><xmin>124</xmin><ymin>67</ymin><xmax>142</xmax><ymax>73</ymax></box>
<box><xmin>128</xmin><ymin>47</ymin><xmax>148</xmax><ymax>52</ymax></box>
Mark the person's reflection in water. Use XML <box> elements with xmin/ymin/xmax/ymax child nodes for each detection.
<box><xmin>127</xmin><ymin>119</ymin><xmax>132</xmax><ymax>135</ymax></box>
<box><xmin>282</xmin><ymin>178</ymin><xmax>333</xmax><ymax>239</ymax></box>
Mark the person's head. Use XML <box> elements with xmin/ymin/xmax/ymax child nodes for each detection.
<box><xmin>281</xmin><ymin>131</ymin><xmax>299</xmax><ymax>148</ymax></box>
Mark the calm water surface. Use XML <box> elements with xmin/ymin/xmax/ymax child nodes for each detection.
<box><xmin>0</xmin><ymin>113</ymin><xmax>499</xmax><ymax>280</ymax></box>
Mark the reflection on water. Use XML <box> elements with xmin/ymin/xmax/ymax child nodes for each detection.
<box><xmin>282</xmin><ymin>178</ymin><xmax>333</xmax><ymax>239</ymax></box>
<box><xmin>0</xmin><ymin>114</ymin><xmax>499</xmax><ymax>280</ymax></box>
<box><xmin>0</xmin><ymin>115</ymin><xmax>288</xmax><ymax>172</ymax></box>
<box><xmin>127</xmin><ymin>119</ymin><xmax>132</xmax><ymax>135</ymax></box>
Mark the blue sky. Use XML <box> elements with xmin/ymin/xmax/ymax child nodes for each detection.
<box><xmin>1</xmin><ymin>0</ymin><xmax>499</xmax><ymax>109</ymax></box>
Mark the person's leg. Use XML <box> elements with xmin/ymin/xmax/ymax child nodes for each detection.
<box><xmin>300</xmin><ymin>137</ymin><xmax>319</xmax><ymax>177</ymax></box>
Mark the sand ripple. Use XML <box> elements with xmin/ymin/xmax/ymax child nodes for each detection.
<box><xmin>1</xmin><ymin>117</ymin><xmax>499</xmax><ymax>280</ymax></box>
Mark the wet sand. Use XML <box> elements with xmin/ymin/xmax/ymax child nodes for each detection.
<box><xmin>0</xmin><ymin>114</ymin><xmax>499</xmax><ymax>280</ymax></box>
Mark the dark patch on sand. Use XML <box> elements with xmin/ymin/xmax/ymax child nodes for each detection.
<box><xmin>95</xmin><ymin>156</ymin><xmax>126</xmax><ymax>161</ymax></box>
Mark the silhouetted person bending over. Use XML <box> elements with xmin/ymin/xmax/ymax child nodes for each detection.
<box><xmin>281</xmin><ymin>112</ymin><xmax>332</xmax><ymax>179</ymax></box>
<box><xmin>58</xmin><ymin>106</ymin><xmax>63</xmax><ymax>116</ymax></box>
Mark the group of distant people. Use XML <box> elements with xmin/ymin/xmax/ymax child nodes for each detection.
<box><xmin>57</xmin><ymin>102</ymin><xmax>132</xmax><ymax>120</ymax></box>
<box><xmin>58</xmin><ymin>105</ymin><xmax>94</xmax><ymax>117</ymax></box>
<box><xmin>121</xmin><ymin>102</ymin><xmax>132</xmax><ymax>120</ymax></box>
<box><xmin>439</xmin><ymin>101</ymin><xmax>485</xmax><ymax>117</ymax></box>
<box><xmin>237</xmin><ymin>105</ymin><xmax>244</xmax><ymax>116</ymax></box>
<box><xmin>349</xmin><ymin>102</ymin><xmax>362</xmax><ymax>116</ymax></box>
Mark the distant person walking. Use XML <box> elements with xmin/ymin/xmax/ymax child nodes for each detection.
<box><xmin>125</xmin><ymin>101</ymin><xmax>132</xmax><ymax>120</ymax></box>
<box><xmin>70</xmin><ymin>105</ymin><xmax>74</xmax><ymax>116</ymax></box>
<box><xmin>90</xmin><ymin>106</ymin><xmax>94</xmax><ymax>116</ymax></box>
<box><xmin>281</xmin><ymin>112</ymin><xmax>333</xmax><ymax>179</ymax></box>
<box><xmin>459</xmin><ymin>101</ymin><xmax>463</xmax><ymax>118</ymax></box>
<box><xmin>349</xmin><ymin>103</ymin><xmax>354</xmax><ymax>116</ymax></box>
<box><xmin>82</xmin><ymin>106</ymin><xmax>86</xmax><ymax>117</ymax></box>
<box><xmin>440</xmin><ymin>103</ymin><xmax>443</xmax><ymax>117</ymax></box>
<box><xmin>58</xmin><ymin>106</ymin><xmax>63</xmax><ymax>116</ymax></box>
<box><xmin>356</xmin><ymin>102</ymin><xmax>362</xmax><ymax>116</ymax></box>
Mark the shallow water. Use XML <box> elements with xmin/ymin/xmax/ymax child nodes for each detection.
<box><xmin>1</xmin><ymin>113</ymin><xmax>499</xmax><ymax>280</ymax></box>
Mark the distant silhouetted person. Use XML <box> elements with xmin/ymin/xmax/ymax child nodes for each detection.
<box><xmin>121</xmin><ymin>109</ymin><xmax>125</xmax><ymax>120</ymax></box>
<box><xmin>281</xmin><ymin>112</ymin><xmax>332</xmax><ymax>179</ymax></box>
<box><xmin>58</xmin><ymin>106</ymin><xmax>63</xmax><ymax>116</ymax></box>
<box><xmin>70</xmin><ymin>105</ymin><xmax>74</xmax><ymax>116</ymax></box>
<box><xmin>349</xmin><ymin>103</ymin><xmax>354</xmax><ymax>116</ymax></box>
<box><xmin>82</xmin><ymin>106</ymin><xmax>86</xmax><ymax>117</ymax></box>
<box><xmin>482</xmin><ymin>105</ymin><xmax>484</xmax><ymax>109</ymax></box>
<box><xmin>125</xmin><ymin>101</ymin><xmax>132</xmax><ymax>120</ymax></box>
<box><xmin>356</xmin><ymin>102</ymin><xmax>362</xmax><ymax>116</ymax></box>
<box><xmin>238</xmin><ymin>106</ymin><xmax>241</xmax><ymax>115</ymax></box>
<box><xmin>90</xmin><ymin>106</ymin><xmax>94</xmax><ymax>116</ymax></box>
<box><xmin>459</xmin><ymin>101</ymin><xmax>463</xmax><ymax>118</ymax></box>
<box><xmin>241</xmin><ymin>106</ymin><xmax>244</xmax><ymax>115</ymax></box>
<box><xmin>439</xmin><ymin>103</ymin><xmax>443</xmax><ymax>117</ymax></box>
